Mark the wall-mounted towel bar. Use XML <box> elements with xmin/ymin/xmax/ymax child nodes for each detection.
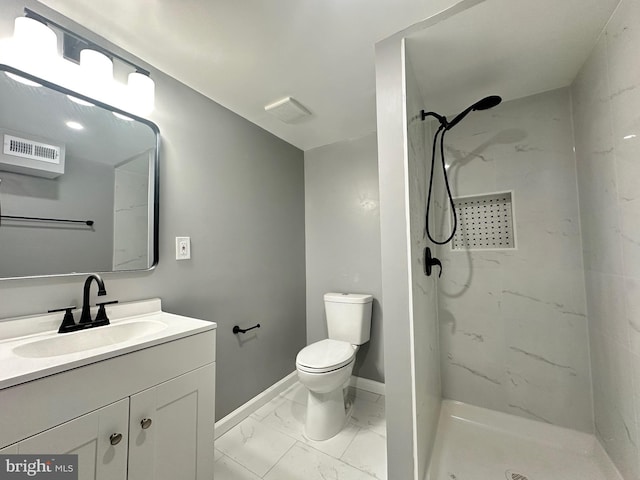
<box><xmin>233</xmin><ymin>324</ymin><xmax>260</xmax><ymax>334</ymax></box>
<box><xmin>0</xmin><ymin>215</ymin><xmax>94</xmax><ymax>226</ymax></box>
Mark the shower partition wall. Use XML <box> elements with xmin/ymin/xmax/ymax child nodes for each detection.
<box><xmin>375</xmin><ymin>37</ymin><xmax>442</xmax><ymax>480</ymax></box>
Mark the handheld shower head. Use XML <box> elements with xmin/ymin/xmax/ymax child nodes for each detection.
<box><xmin>422</xmin><ymin>94</ymin><xmax>503</xmax><ymax>247</ymax></box>
<box><xmin>471</xmin><ymin>95</ymin><xmax>502</xmax><ymax>111</ymax></box>
<box><xmin>446</xmin><ymin>95</ymin><xmax>502</xmax><ymax>130</ymax></box>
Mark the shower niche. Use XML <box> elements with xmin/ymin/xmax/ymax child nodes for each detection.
<box><xmin>450</xmin><ymin>191</ymin><xmax>515</xmax><ymax>251</ymax></box>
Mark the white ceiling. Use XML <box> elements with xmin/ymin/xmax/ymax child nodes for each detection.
<box><xmin>406</xmin><ymin>0</ymin><xmax>621</xmax><ymax>117</ymax></box>
<box><xmin>37</xmin><ymin>0</ymin><xmax>619</xmax><ymax>151</ymax></box>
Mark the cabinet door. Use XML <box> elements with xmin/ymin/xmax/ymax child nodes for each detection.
<box><xmin>18</xmin><ymin>398</ymin><xmax>129</xmax><ymax>480</ymax></box>
<box><xmin>128</xmin><ymin>363</ymin><xmax>215</xmax><ymax>480</ymax></box>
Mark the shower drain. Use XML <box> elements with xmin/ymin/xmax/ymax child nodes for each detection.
<box><xmin>505</xmin><ymin>470</ymin><xmax>530</xmax><ymax>480</ymax></box>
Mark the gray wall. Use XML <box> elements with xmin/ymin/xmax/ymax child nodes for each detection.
<box><xmin>0</xmin><ymin>0</ymin><xmax>306</xmax><ymax>420</ymax></box>
<box><xmin>435</xmin><ymin>88</ymin><xmax>593</xmax><ymax>433</ymax></box>
<box><xmin>573</xmin><ymin>0</ymin><xmax>640</xmax><ymax>476</ymax></box>
<box><xmin>304</xmin><ymin>132</ymin><xmax>383</xmax><ymax>382</ymax></box>
<box><xmin>0</xmin><ymin>156</ymin><xmax>114</xmax><ymax>277</ymax></box>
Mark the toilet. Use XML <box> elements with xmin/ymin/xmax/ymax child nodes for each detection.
<box><xmin>296</xmin><ymin>292</ymin><xmax>373</xmax><ymax>441</ymax></box>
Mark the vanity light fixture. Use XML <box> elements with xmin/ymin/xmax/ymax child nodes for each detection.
<box><xmin>1</xmin><ymin>9</ymin><xmax>155</xmax><ymax>117</ymax></box>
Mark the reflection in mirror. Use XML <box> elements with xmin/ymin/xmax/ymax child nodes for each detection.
<box><xmin>0</xmin><ymin>65</ymin><xmax>159</xmax><ymax>279</ymax></box>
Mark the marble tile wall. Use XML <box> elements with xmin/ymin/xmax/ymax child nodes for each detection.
<box><xmin>113</xmin><ymin>153</ymin><xmax>150</xmax><ymax>270</ymax></box>
<box><xmin>572</xmin><ymin>0</ymin><xmax>640</xmax><ymax>477</ymax></box>
<box><xmin>435</xmin><ymin>88</ymin><xmax>593</xmax><ymax>432</ymax></box>
<box><xmin>405</xmin><ymin>55</ymin><xmax>442</xmax><ymax>478</ymax></box>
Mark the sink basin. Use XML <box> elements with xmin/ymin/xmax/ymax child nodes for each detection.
<box><xmin>0</xmin><ymin>298</ymin><xmax>216</xmax><ymax>390</ymax></box>
<box><xmin>13</xmin><ymin>320</ymin><xmax>168</xmax><ymax>358</ymax></box>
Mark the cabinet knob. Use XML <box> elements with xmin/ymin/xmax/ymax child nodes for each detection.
<box><xmin>109</xmin><ymin>433</ymin><xmax>123</xmax><ymax>446</ymax></box>
<box><xmin>140</xmin><ymin>418</ymin><xmax>152</xmax><ymax>430</ymax></box>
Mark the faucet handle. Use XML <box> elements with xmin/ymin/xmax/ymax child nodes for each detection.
<box><xmin>49</xmin><ymin>306</ymin><xmax>77</xmax><ymax>333</ymax></box>
<box><xmin>49</xmin><ymin>306</ymin><xmax>77</xmax><ymax>314</ymax></box>
<box><xmin>94</xmin><ymin>300</ymin><xmax>118</xmax><ymax>325</ymax></box>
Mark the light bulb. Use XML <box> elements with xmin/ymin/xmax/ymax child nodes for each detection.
<box><xmin>10</xmin><ymin>17</ymin><xmax>57</xmax><ymax>80</ymax></box>
<box><xmin>128</xmin><ymin>71</ymin><xmax>155</xmax><ymax>116</ymax></box>
<box><xmin>79</xmin><ymin>48</ymin><xmax>114</xmax><ymax>105</ymax></box>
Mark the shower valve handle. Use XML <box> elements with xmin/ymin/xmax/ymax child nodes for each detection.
<box><xmin>424</xmin><ymin>247</ymin><xmax>442</xmax><ymax>278</ymax></box>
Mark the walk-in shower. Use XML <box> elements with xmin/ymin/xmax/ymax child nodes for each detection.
<box><xmin>376</xmin><ymin>0</ymin><xmax>633</xmax><ymax>478</ymax></box>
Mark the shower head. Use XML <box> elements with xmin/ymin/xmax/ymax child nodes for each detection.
<box><xmin>471</xmin><ymin>95</ymin><xmax>502</xmax><ymax>111</ymax></box>
<box><xmin>446</xmin><ymin>95</ymin><xmax>502</xmax><ymax>130</ymax></box>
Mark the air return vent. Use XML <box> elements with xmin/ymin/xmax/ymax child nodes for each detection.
<box><xmin>0</xmin><ymin>129</ymin><xmax>65</xmax><ymax>178</ymax></box>
<box><xmin>451</xmin><ymin>191</ymin><xmax>515</xmax><ymax>250</ymax></box>
<box><xmin>5</xmin><ymin>135</ymin><xmax>61</xmax><ymax>163</ymax></box>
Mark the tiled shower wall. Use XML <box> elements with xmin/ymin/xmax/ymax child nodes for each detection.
<box><xmin>435</xmin><ymin>88</ymin><xmax>593</xmax><ymax>432</ymax></box>
<box><xmin>573</xmin><ymin>0</ymin><xmax>640</xmax><ymax>477</ymax></box>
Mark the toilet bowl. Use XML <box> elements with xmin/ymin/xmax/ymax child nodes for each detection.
<box><xmin>296</xmin><ymin>292</ymin><xmax>372</xmax><ymax>440</ymax></box>
<box><xmin>296</xmin><ymin>339</ymin><xmax>358</xmax><ymax>440</ymax></box>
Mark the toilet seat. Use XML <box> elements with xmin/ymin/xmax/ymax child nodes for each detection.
<box><xmin>296</xmin><ymin>339</ymin><xmax>355</xmax><ymax>373</ymax></box>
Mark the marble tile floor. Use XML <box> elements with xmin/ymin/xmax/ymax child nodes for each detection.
<box><xmin>215</xmin><ymin>382</ymin><xmax>387</xmax><ymax>480</ymax></box>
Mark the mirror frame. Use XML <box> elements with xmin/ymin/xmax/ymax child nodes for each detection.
<box><xmin>0</xmin><ymin>64</ymin><xmax>160</xmax><ymax>280</ymax></box>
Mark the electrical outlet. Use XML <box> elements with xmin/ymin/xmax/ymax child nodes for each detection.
<box><xmin>176</xmin><ymin>236</ymin><xmax>191</xmax><ymax>260</ymax></box>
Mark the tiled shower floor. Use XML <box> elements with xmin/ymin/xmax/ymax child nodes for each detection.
<box><xmin>214</xmin><ymin>382</ymin><xmax>387</xmax><ymax>480</ymax></box>
<box><xmin>427</xmin><ymin>400</ymin><xmax>623</xmax><ymax>480</ymax></box>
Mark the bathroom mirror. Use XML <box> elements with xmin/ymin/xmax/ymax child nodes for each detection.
<box><xmin>0</xmin><ymin>65</ymin><xmax>159</xmax><ymax>279</ymax></box>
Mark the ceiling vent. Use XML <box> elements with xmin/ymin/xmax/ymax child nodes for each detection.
<box><xmin>0</xmin><ymin>129</ymin><xmax>65</xmax><ymax>178</ymax></box>
<box><xmin>264</xmin><ymin>97</ymin><xmax>312</xmax><ymax>124</ymax></box>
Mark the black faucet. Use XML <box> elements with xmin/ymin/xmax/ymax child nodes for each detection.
<box><xmin>51</xmin><ymin>274</ymin><xmax>117</xmax><ymax>333</ymax></box>
<box><xmin>79</xmin><ymin>274</ymin><xmax>107</xmax><ymax>324</ymax></box>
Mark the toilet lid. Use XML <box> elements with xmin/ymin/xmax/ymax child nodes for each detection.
<box><xmin>296</xmin><ymin>339</ymin><xmax>355</xmax><ymax>372</ymax></box>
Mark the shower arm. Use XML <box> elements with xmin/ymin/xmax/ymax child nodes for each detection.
<box><xmin>420</xmin><ymin>110</ymin><xmax>448</xmax><ymax>128</ymax></box>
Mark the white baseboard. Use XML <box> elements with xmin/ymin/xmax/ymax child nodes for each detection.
<box><xmin>214</xmin><ymin>373</ymin><xmax>385</xmax><ymax>439</ymax></box>
<box><xmin>350</xmin><ymin>376</ymin><xmax>385</xmax><ymax>395</ymax></box>
<box><xmin>214</xmin><ymin>371</ymin><xmax>297</xmax><ymax>439</ymax></box>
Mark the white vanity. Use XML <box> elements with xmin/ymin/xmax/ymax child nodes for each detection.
<box><xmin>0</xmin><ymin>298</ymin><xmax>216</xmax><ymax>480</ymax></box>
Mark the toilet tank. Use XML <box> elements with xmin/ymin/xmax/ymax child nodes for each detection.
<box><xmin>324</xmin><ymin>293</ymin><xmax>373</xmax><ymax>345</ymax></box>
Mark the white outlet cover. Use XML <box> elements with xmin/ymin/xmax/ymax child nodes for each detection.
<box><xmin>176</xmin><ymin>236</ymin><xmax>191</xmax><ymax>260</ymax></box>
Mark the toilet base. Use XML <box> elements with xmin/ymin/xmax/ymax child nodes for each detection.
<box><xmin>305</xmin><ymin>387</ymin><xmax>350</xmax><ymax>441</ymax></box>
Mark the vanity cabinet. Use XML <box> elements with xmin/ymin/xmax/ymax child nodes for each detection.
<box><xmin>9</xmin><ymin>364</ymin><xmax>215</xmax><ymax>480</ymax></box>
<box><xmin>0</xmin><ymin>306</ymin><xmax>216</xmax><ymax>480</ymax></box>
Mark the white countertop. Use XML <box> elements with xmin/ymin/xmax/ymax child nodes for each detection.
<box><xmin>0</xmin><ymin>298</ymin><xmax>216</xmax><ymax>390</ymax></box>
